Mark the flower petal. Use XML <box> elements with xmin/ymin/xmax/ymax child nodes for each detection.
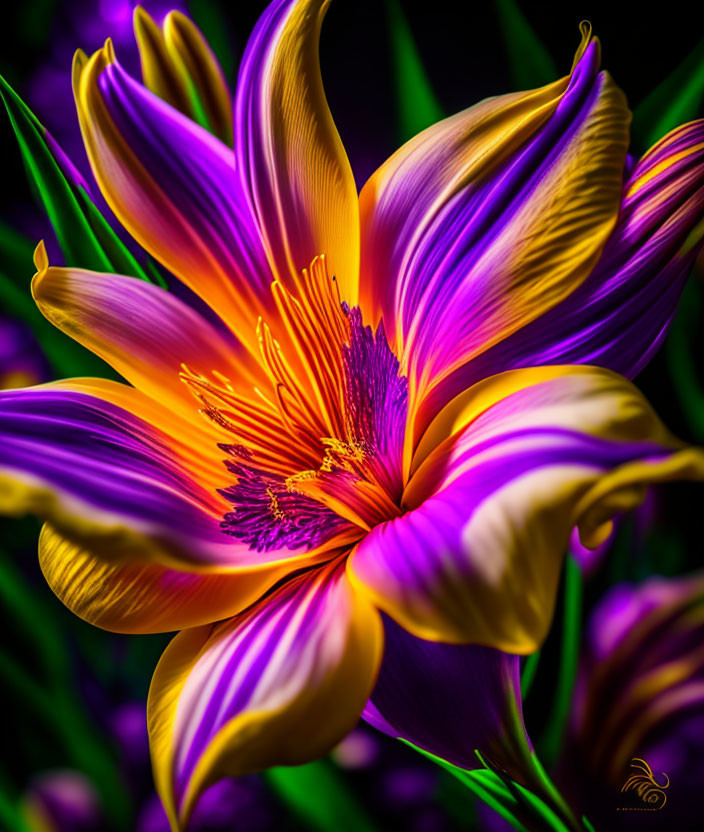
<box><xmin>348</xmin><ymin>366</ymin><xmax>704</xmax><ymax>652</ymax></box>
<box><xmin>133</xmin><ymin>6</ymin><xmax>193</xmax><ymax>121</ymax></box>
<box><xmin>420</xmin><ymin>119</ymin><xmax>704</xmax><ymax>419</ymax></box>
<box><xmin>234</xmin><ymin>0</ymin><xmax>359</xmax><ymax>303</ymax></box>
<box><xmin>364</xmin><ymin>615</ymin><xmax>531</xmax><ymax>777</ymax></box>
<box><xmin>38</xmin><ymin>523</ymin><xmax>290</xmax><ymax>634</ymax></box>
<box><xmin>163</xmin><ymin>10</ymin><xmax>234</xmax><ymax>145</ymax></box>
<box><xmin>359</xmin><ymin>27</ymin><xmax>629</xmax><ymax>429</ymax></box>
<box><xmin>576</xmin><ymin>573</ymin><xmax>704</xmax><ymax>787</ymax></box>
<box><xmin>0</xmin><ymin>385</ymin><xmax>229</xmax><ymax>564</ymax></box>
<box><xmin>74</xmin><ymin>43</ymin><xmax>270</xmax><ymax>354</ymax></box>
<box><xmin>0</xmin><ymin>384</ymin><xmax>348</xmax><ymax>571</ymax></box>
<box><xmin>148</xmin><ymin>560</ymin><xmax>382</xmax><ymax>829</ymax></box>
<box><xmin>32</xmin><ymin>244</ymin><xmax>266</xmax><ymax>427</ymax></box>
<box><xmin>134</xmin><ymin>8</ymin><xmax>233</xmax><ymax>145</ymax></box>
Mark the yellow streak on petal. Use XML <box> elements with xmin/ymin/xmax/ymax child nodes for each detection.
<box><xmin>164</xmin><ymin>10</ymin><xmax>234</xmax><ymax>145</ymax></box>
<box><xmin>243</xmin><ymin>0</ymin><xmax>360</xmax><ymax>305</ymax></box>
<box><xmin>134</xmin><ymin>6</ymin><xmax>192</xmax><ymax>115</ymax></box>
<box><xmin>626</xmin><ymin>140</ymin><xmax>704</xmax><ymax>197</ymax></box>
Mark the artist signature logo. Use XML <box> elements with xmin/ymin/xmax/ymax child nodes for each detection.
<box><xmin>617</xmin><ymin>758</ymin><xmax>669</xmax><ymax>811</ymax></box>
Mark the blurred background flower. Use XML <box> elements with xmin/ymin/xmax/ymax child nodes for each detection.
<box><xmin>561</xmin><ymin>573</ymin><xmax>704</xmax><ymax>829</ymax></box>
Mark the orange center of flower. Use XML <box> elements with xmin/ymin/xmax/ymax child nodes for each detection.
<box><xmin>182</xmin><ymin>257</ymin><xmax>408</xmax><ymax>552</ymax></box>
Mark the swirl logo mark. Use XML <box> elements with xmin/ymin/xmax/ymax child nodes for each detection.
<box><xmin>617</xmin><ymin>758</ymin><xmax>669</xmax><ymax>811</ymax></box>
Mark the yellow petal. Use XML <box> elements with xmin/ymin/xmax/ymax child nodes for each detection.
<box><xmin>148</xmin><ymin>560</ymin><xmax>382</xmax><ymax>829</ymax></box>
<box><xmin>38</xmin><ymin>524</ymin><xmax>292</xmax><ymax>634</ymax></box>
<box><xmin>235</xmin><ymin>0</ymin><xmax>359</xmax><ymax>304</ymax></box>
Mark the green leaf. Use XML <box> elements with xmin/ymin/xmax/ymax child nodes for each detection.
<box><xmin>0</xmin><ymin>75</ymin><xmax>164</xmax><ymax>376</ymax></box>
<box><xmin>385</xmin><ymin>0</ymin><xmax>445</xmax><ymax>144</ymax></box>
<box><xmin>508</xmin><ymin>781</ymin><xmax>571</xmax><ymax>831</ymax></box>
<box><xmin>401</xmin><ymin>738</ymin><xmax>583</xmax><ymax>830</ymax></box>
<box><xmin>494</xmin><ymin>0</ymin><xmax>557</xmax><ymax>90</ymax></box>
<box><xmin>0</xmin><ymin>72</ymin><xmax>152</xmax><ymax>282</ymax></box>
<box><xmin>0</xmin><ymin>553</ymin><xmax>68</xmax><ymax>685</ymax></box>
<box><xmin>632</xmin><ymin>35</ymin><xmax>704</xmax><ymax>150</ymax></box>
<box><xmin>402</xmin><ymin>742</ymin><xmax>532</xmax><ymax>832</ymax></box>
<box><xmin>266</xmin><ymin>760</ymin><xmax>380</xmax><ymax>832</ymax></box>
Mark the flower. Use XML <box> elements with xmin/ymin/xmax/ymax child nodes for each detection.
<box><xmin>561</xmin><ymin>573</ymin><xmax>704</xmax><ymax>826</ymax></box>
<box><xmin>1</xmin><ymin>1</ymin><xmax>704</xmax><ymax>828</ymax></box>
<box><xmin>21</xmin><ymin>770</ymin><xmax>102</xmax><ymax>832</ymax></box>
<box><xmin>0</xmin><ymin>317</ymin><xmax>49</xmax><ymax>389</ymax></box>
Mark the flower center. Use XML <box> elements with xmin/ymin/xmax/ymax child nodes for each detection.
<box><xmin>183</xmin><ymin>257</ymin><xmax>408</xmax><ymax>552</ymax></box>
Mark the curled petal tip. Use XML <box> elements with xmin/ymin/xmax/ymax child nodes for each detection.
<box><xmin>32</xmin><ymin>240</ymin><xmax>48</xmax><ymax>274</ymax></box>
<box><xmin>133</xmin><ymin>5</ymin><xmax>160</xmax><ymax>45</ymax></box>
<box><xmin>572</xmin><ymin>20</ymin><xmax>598</xmax><ymax>69</ymax></box>
<box><xmin>133</xmin><ymin>4</ymin><xmax>151</xmax><ymax>26</ymax></box>
<box><xmin>72</xmin><ymin>49</ymin><xmax>88</xmax><ymax>88</ymax></box>
<box><xmin>164</xmin><ymin>8</ymin><xmax>188</xmax><ymax>29</ymax></box>
<box><xmin>103</xmin><ymin>37</ymin><xmax>116</xmax><ymax>63</ymax></box>
<box><xmin>30</xmin><ymin>241</ymin><xmax>48</xmax><ymax>306</ymax></box>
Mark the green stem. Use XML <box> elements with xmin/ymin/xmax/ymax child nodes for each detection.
<box><xmin>520</xmin><ymin>649</ymin><xmax>541</xmax><ymax>700</ymax></box>
<box><xmin>538</xmin><ymin>555</ymin><xmax>582</xmax><ymax>767</ymax></box>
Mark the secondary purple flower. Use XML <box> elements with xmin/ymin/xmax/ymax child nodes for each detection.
<box><xmin>0</xmin><ymin>317</ymin><xmax>49</xmax><ymax>389</ymax></box>
<box><xmin>2</xmin><ymin>2</ymin><xmax>704</xmax><ymax>828</ymax></box>
<box><xmin>563</xmin><ymin>573</ymin><xmax>704</xmax><ymax>826</ymax></box>
<box><xmin>21</xmin><ymin>771</ymin><xmax>102</xmax><ymax>832</ymax></box>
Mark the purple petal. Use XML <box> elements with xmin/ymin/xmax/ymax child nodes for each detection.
<box><xmin>360</xmin><ymin>32</ymin><xmax>629</xmax><ymax>427</ymax></box>
<box><xmin>350</xmin><ymin>367</ymin><xmax>704</xmax><ymax>652</ymax></box>
<box><xmin>567</xmin><ymin>573</ymin><xmax>704</xmax><ymax>824</ymax></box>
<box><xmin>23</xmin><ymin>771</ymin><xmax>102</xmax><ymax>832</ymax></box>
<box><xmin>422</xmin><ymin>120</ymin><xmax>704</xmax><ymax>422</ymax></box>
<box><xmin>364</xmin><ymin>615</ymin><xmax>531</xmax><ymax>779</ymax></box>
<box><xmin>0</xmin><ymin>387</ymin><xmax>222</xmax><ymax>545</ymax></box>
<box><xmin>76</xmin><ymin>47</ymin><xmax>272</xmax><ymax>354</ymax></box>
<box><xmin>234</xmin><ymin>0</ymin><xmax>359</xmax><ymax>302</ymax></box>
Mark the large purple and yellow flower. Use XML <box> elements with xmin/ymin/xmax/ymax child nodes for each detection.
<box><xmin>2</xmin><ymin>1</ymin><xmax>704</xmax><ymax>827</ymax></box>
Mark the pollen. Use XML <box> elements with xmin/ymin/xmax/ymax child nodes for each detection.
<box><xmin>266</xmin><ymin>486</ymin><xmax>285</xmax><ymax>520</ymax></box>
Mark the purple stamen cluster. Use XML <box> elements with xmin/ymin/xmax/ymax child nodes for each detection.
<box><xmin>342</xmin><ymin>307</ymin><xmax>408</xmax><ymax>498</ymax></box>
<box><xmin>218</xmin><ymin>446</ymin><xmax>349</xmax><ymax>552</ymax></box>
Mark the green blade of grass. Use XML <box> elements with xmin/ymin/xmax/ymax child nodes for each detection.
<box><xmin>494</xmin><ymin>0</ymin><xmax>557</xmax><ymax>90</ymax></box>
<box><xmin>386</xmin><ymin>0</ymin><xmax>444</xmax><ymax>144</ymax></box>
<box><xmin>632</xmin><ymin>35</ymin><xmax>704</xmax><ymax>150</ymax></box>
<box><xmin>0</xmin><ymin>73</ymin><xmax>153</xmax><ymax>282</ymax></box>
<box><xmin>266</xmin><ymin>760</ymin><xmax>380</xmax><ymax>832</ymax></box>
<box><xmin>538</xmin><ymin>554</ymin><xmax>582</xmax><ymax>766</ymax></box>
